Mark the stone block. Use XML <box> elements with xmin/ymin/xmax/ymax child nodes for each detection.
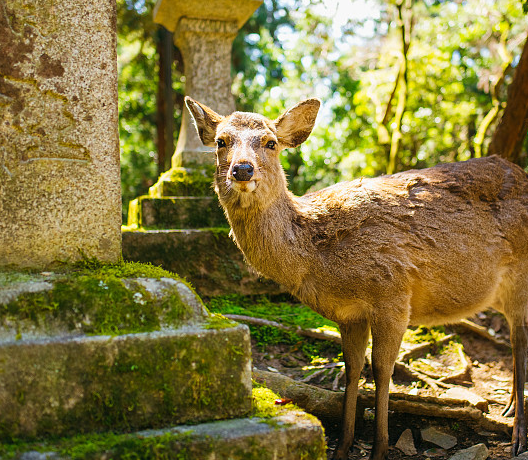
<box><xmin>3</xmin><ymin>411</ymin><xmax>326</xmax><ymax>460</ymax></box>
<box><xmin>122</xmin><ymin>229</ymin><xmax>284</xmax><ymax>296</ymax></box>
<box><xmin>129</xmin><ymin>197</ymin><xmax>227</xmax><ymax>229</ymax></box>
<box><xmin>0</xmin><ymin>270</ymin><xmax>252</xmax><ymax>439</ymax></box>
<box><xmin>148</xmin><ymin>167</ymin><xmax>216</xmax><ymax>198</ymax></box>
<box><xmin>0</xmin><ymin>0</ymin><xmax>121</xmax><ymax>268</ymax></box>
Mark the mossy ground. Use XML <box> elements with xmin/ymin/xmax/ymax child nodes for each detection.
<box><xmin>205</xmin><ymin>294</ymin><xmax>462</xmax><ymax>389</ymax></box>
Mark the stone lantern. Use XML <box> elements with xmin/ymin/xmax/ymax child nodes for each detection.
<box><xmin>154</xmin><ymin>0</ymin><xmax>262</xmax><ymax>168</ymax></box>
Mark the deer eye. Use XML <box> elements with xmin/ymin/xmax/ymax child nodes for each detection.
<box><xmin>216</xmin><ymin>139</ymin><xmax>226</xmax><ymax>148</ymax></box>
<box><xmin>265</xmin><ymin>140</ymin><xmax>276</xmax><ymax>149</ymax></box>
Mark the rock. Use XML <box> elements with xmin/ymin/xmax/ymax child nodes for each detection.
<box><xmin>396</xmin><ymin>428</ymin><xmax>417</xmax><ymax>455</ymax></box>
<box><xmin>447</xmin><ymin>443</ymin><xmax>489</xmax><ymax>460</ymax></box>
<box><xmin>441</xmin><ymin>387</ymin><xmax>489</xmax><ymax>413</ymax></box>
<box><xmin>421</xmin><ymin>426</ymin><xmax>458</xmax><ymax>449</ymax></box>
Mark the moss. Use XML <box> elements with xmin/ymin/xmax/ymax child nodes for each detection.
<box><xmin>149</xmin><ymin>166</ymin><xmax>216</xmax><ymax>198</ymax></box>
<box><xmin>252</xmin><ymin>387</ymin><xmax>288</xmax><ymax>419</ymax></box>
<box><xmin>204</xmin><ymin>313</ymin><xmax>238</xmax><ymax>330</ymax></box>
<box><xmin>0</xmin><ymin>261</ymin><xmax>200</xmax><ymax>336</ymax></box>
<box><xmin>206</xmin><ymin>295</ymin><xmax>342</xmax><ymax>358</ymax></box>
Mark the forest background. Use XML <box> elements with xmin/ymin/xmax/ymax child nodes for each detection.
<box><xmin>117</xmin><ymin>0</ymin><xmax>528</xmax><ymax>220</ymax></box>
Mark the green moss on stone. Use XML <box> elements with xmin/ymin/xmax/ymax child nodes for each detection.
<box><xmin>0</xmin><ymin>261</ymin><xmax>202</xmax><ymax>336</ymax></box>
<box><xmin>149</xmin><ymin>167</ymin><xmax>216</xmax><ymax>198</ymax></box>
<box><xmin>204</xmin><ymin>313</ymin><xmax>238</xmax><ymax>330</ymax></box>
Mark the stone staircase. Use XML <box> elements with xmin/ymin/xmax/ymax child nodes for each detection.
<box><xmin>123</xmin><ymin>157</ymin><xmax>282</xmax><ymax>297</ymax></box>
<box><xmin>0</xmin><ymin>267</ymin><xmax>325</xmax><ymax>459</ymax></box>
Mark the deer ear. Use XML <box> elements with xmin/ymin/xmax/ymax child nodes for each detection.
<box><xmin>275</xmin><ymin>98</ymin><xmax>320</xmax><ymax>148</ymax></box>
<box><xmin>185</xmin><ymin>97</ymin><xmax>223</xmax><ymax>147</ymax></box>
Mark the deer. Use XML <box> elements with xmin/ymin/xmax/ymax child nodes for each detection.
<box><xmin>185</xmin><ymin>96</ymin><xmax>528</xmax><ymax>460</ymax></box>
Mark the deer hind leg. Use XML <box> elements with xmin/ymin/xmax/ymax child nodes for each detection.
<box><xmin>502</xmin><ymin>286</ymin><xmax>528</xmax><ymax>456</ymax></box>
<box><xmin>369</xmin><ymin>316</ymin><xmax>407</xmax><ymax>460</ymax></box>
<box><xmin>332</xmin><ymin>319</ymin><xmax>370</xmax><ymax>460</ymax></box>
<box><xmin>510</xmin><ymin>322</ymin><xmax>528</xmax><ymax>456</ymax></box>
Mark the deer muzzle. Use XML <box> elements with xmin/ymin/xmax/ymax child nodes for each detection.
<box><xmin>232</xmin><ymin>163</ymin><xmax>254</xmax><ymax>182</ymax></box>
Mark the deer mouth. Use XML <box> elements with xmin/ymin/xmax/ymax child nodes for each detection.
<box><xmin>230</xmin><ymin>179</ymin><xmax>259</xmax><ymax>193</ymax></box>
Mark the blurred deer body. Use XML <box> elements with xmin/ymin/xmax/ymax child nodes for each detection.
<box><xmin>185</xmin><ymin>96</ymin><xmax>528</xmax><ymax>460</ymax></box>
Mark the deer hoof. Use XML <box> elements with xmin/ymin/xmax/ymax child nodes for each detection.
<box><xmin>512</xmin><ymin>422</ymin><xmax>527</xmax><ymax>457</ymax></box>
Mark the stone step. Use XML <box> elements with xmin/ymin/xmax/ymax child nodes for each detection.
<box><xmin>5</xmin><ymin>411</ymin><xmax>326</xmax><ymax>460</ymax></box>
<box><xmin>148</xmin><ymin>167</ymin><xmax>216</xmax><ymax>198</ymax></box>
<box><xmin>0</xmin><ymin>271</ymin><xmax>251</xmax><ymax>440</ymax></box>
<box><xmin>122</xmin><ymin>229</ymin><xmax>284</xmax><ymax>297</ymax></box>
<box><xmin>127</xmin><ymin>196</ymin><xmax>227</xmax><ymax>229</ymax></box>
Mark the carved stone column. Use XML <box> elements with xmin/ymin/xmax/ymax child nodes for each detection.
<box><xmin>172</xmin><ymin>18</ymin><xmax>238</xmax><ymax>167</ymax></box>
<box><xmin>153</xmin><ymin>0</ymin><xmax>262</xmax><ymax>167</ymax></box>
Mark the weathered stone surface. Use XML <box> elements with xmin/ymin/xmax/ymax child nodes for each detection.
<box><xmin>395</xmin><ymin>428</ymin><xmax>417</xmax><ymax>456</ymax></box>
<box><xmin>122</xmin><ymin>229</ymin><xmax>284</xmax><ymax>296</ymax></box>
<box><xmin>0</xmin><ymin>272</ymin><xmax>209</xmax><ymax>340</ymax></box>
<box><xmin>421</xmin><ymin>426</ymin><xmax>458</xmax><ymax>450</ymax></box>
<box><xmin>0</xmin><ymin>324</ymin><xmax>251</xmax><ymax>439</ymax></box>
<box><xmin>0</xmin><ymin>0</ymin><xmax>121</xmax><ymax>268</ymax></box>
<box><xmin>128</xmin><ymin>196</ymin><xmax>227</xmax><ymax>229</ymax></box>
<box><xmin>0</xmin><ymin>269</ymin><xmax>252</xmax><ymax>439</ymax></box>
<box><xmin>448</xmin><ymin>443</ymin><xmax>489</xmax><ymax>460</ymax></box>
<box><xmin>4</xmin><ymin>411</ymin><xmax>326</xmax><ymax>460</ymax></box>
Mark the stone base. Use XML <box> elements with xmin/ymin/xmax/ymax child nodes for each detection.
<box><xmin>0</xmin><ymin>269</ymin><xmax>252</xmax><ymax>440</ymax></box>
<box><xmin>7</xmin><ymin>411</ymin><xmax>326</xmax><ymax>460</ymax></box>
<box><xmin>122</xmin><ymin>229</ymin><xmax>284</xmax><ymax>297</ymax></box>
<box><xmin>171</xmin><ymin>149</ymin><xmax>216</xmax><ymax>169</ymax></box>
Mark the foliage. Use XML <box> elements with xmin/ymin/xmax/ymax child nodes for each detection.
<box><xmin>117</xmin><ymin>0</ymin><xmax>528</xmax><ymax>215</ymax></box>
<box><xmin>117</xmin><ymin>0</ymin><xmax>184</xmax><ymax>220</ymax></box>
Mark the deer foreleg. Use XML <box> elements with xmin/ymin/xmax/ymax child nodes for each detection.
<box><xmin>369</xmin><ymin>317</ymin><xmax>406</xmax><ymax>460</ymax></box>
<box><xmin>332</xmin><ymin>319</ymin><xmax>370</xmax><ymax>460</ymax></box>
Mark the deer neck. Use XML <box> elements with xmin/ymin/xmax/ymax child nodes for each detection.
<box><xmin>223</xmin><ymin>189</ymin><xmax>309</xmax><ymax>288</ymax></box>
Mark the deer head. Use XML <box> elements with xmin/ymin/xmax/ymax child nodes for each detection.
<box><xmin>185</xmin><ymin>97</ymin><xmax>320</xmax><ymax>209</ymax></box>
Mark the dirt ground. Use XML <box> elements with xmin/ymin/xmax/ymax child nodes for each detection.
<box><xmin>250</xmin><ymin>310</ymin><xmax>519</xmax><ymax>459</ymax></box>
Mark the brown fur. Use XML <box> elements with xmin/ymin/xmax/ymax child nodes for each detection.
<box><xmin>185</xmin><ymin>96</ymin><xmax>528</xmax><ymax>460</ymax></box>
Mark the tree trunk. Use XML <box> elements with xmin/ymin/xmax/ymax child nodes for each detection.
<box><xmin>386</xmin><ymin>0</ymin><xmax>412</xmax><ymax>175</ymax></box>
<box><xmin>156</xmin><ymin>26</ymin><xmax>174</xmax><ymax>176</ymax></box>
<box><xmin>487</xmin><ymin>36</ymin><xmax>528</xmax><ymax>166</ymax></box>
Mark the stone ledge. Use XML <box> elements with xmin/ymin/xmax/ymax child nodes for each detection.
<box><xmin>122</xmin><ymin>229</ymin><xmax>285</xmax><ymax>297</ymax></box>
<box><xmin>0</xmin><ymin>323</ymin><xmax>252</xmax><ymax>440</ymax></box>
<box><xmin>129</xmin><ymin>196</ymin><xmax>227</xmax><ymax>229</ymax></box>
<box><xmin>5</xmin><ymin>411</ymin><xmax>326</xmax><ymax>460</ymax></box>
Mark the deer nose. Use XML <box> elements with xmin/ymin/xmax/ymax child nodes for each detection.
<box><xmin>232</xmin><ymin>163</ymin><xmax>254</xmax><ymax>182</ymax></box>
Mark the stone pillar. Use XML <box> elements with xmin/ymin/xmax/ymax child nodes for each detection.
<box><xmin>0</xmin><ymin>0</ymin><xmax>121</xmax><ymax>267</ymax></box>
<box><xmin>153</xmin><ymin>0</ymin><xmax>262</xmax><ymax>168</ymax></box>
<box><xmin>172</xmin><ymin>18</ymin><xmax>238</xmax><ymax>167</ymax></box>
